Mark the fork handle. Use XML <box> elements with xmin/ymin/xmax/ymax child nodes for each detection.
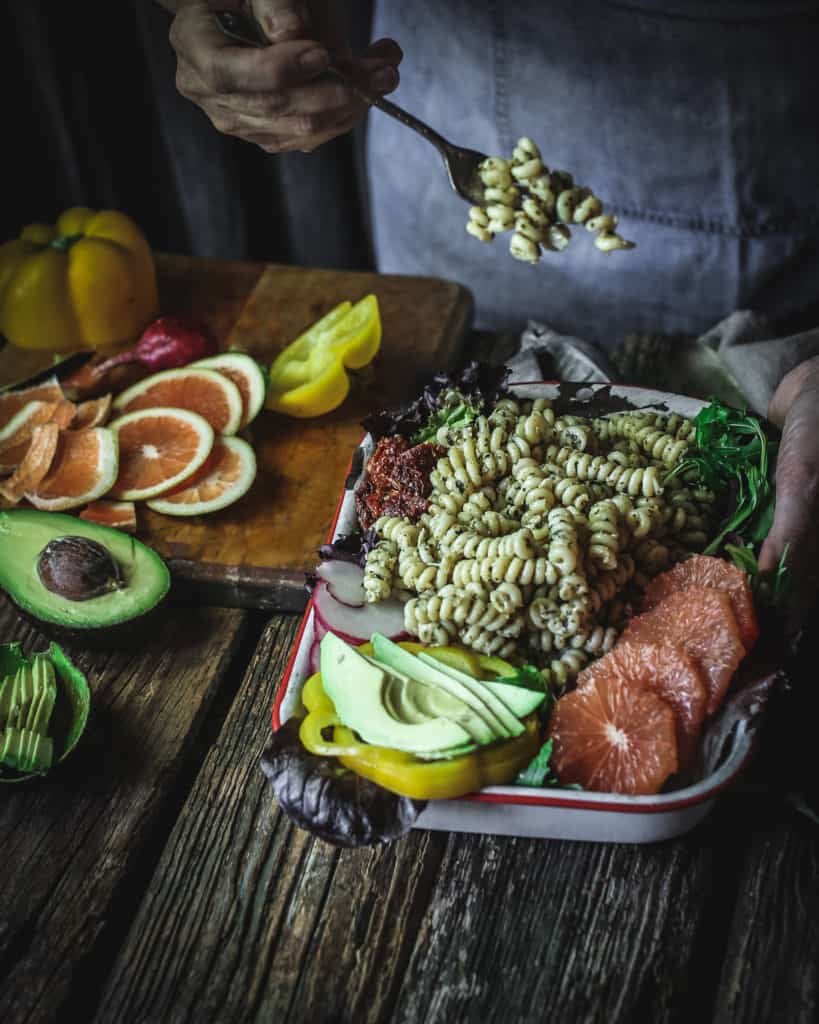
<box><xmin>214</xmin><ymin>11</ymin><xmax>451</xmax><ymax>156</ymax></box>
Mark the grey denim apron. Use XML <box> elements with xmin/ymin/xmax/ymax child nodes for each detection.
<box><xmin>367</xmin><ymin>1</ymin><xmax>819</xmax><ymax>347</ymax></box>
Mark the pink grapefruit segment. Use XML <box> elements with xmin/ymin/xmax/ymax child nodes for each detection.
<box><xmin>621</xmin><ymin>586</ymin><xmax>746</xmax><ymax>716</ymax></box>
<box><xmin>146</xmin><ymin>436</ymin><xmax>256</xmax><ymax>516</ymax></box>
<box><xmin>547</xmin><ymin>671</ymin><xmax>678</xmax><ymax>795</ymax></box>
<box><xmin>576</xmin><ymin>640</ymin><xmax>707</xmax><ymax>769</ymax></box>
<box><xmin>108</xmin><ymin>407</ymin><xmax>214</xmax><ymax>501</ymax></box>
<box><xmin>641</xmin><ymin>554</ymin><xmax>759</xmax><ymax>652</ymax></box>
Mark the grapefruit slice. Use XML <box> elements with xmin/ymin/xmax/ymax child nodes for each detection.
<box><xmin>641</xmin><ymin>554</ymin><xmax>759</xmax><ymax>652</ymax></box>
<box><xmin>112</xmin><ymin>368</ymin><xmax>243</xmax><ymax>435</ymax></box>
<box><xmin>621</xmin><ymin>586</ymin><xmax>746</xmax><ymax>715</ymax></box>
<box><xmin>146</xmin><ymin>436</ymin><xmax>256</xmax><ymax>516</ymax></box>
<box><xmin>26</xmin><ymin>427</ymin><xmax>119</xmax><ymax>511</ymax></box>
<box><xmin>192</xmin><ymin>353</ymin><xmax>266</xmax><ymax>428</ymax></box>
<box><xmin>79</xmin><ymin>499</ymin><xmax>137</xmax><ymax>533</ymax></box>
<box><xmin>547</xmin><ymin>671</ymin><xmax>678</xmax><ymax>794</ymax></box>
<box><xmin>0</xmin><ymin>377</ymin><xmax>64</xmax><ymax>434</ymax></box>
<box><xmin>0</xmin><ymin>423</ymin><xmax>60</xmax><ymax>504</ymax></box>
<box><xmin>72</xmin><ymin>394</ymin><xmax>113</xmax><ymax>430</ymax></box>
<box><xmin>0</xmin><ymin>400</ymin><xmax>77</xmax><ymax>472</ymax></box>
<box><xmin>575</xmin><ymin>641</ymin><xmax>707</xmax><ymax>768</ymax></box>
<box><xmin>108</xmin><ymin>407</ymin><xmax>214</xmax><ymax>501</ymax></box>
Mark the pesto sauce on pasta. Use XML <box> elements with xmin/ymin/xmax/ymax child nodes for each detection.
<box><xmin>361</xmin><ymin>399</ymin><xmax>714</xmax><ymax>690</ymax></box>
<box><xmin>466</xmin><ymin>137</ymin><xmax>635</xmax><ymax>265</ymax></box>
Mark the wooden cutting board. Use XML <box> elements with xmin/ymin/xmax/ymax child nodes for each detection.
<box><xmin>126</xmin><ymin>254</ymin><xmax>473</xmax><ymax>611</ymax></box>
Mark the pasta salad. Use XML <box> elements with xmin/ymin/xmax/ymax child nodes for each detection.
<box><xmin>467</xmin><ymin>137</ymin><xmax>635</xmax><ymax>263</ymax></box>
<box><xmin>361</xmin><ymin>392</ymin><xmax>714</xmax><ymax>691</ymax></box>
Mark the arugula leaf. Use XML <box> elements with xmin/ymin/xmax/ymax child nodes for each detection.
<box><xmin>497</xmin><ymin>664</ymin><xmax>549</xmax><ymax>692</ymax></box>
<box><xmin>725</xmin><ymin>541</ymin><xmax>792</xmax><ymax>606</ymax></box>
<box><xmin>666</xmin><ymin>399</ymin><xmax>775</xmax><ymax>555</ymax></box>
<box><xmin>516</xmin><ymin>739</ymin><xmax>558</xmax><ymax>787</ymax></box>
<box><xmin>515</xmin><ymin>738</ymin><xmax>584</xmax><ymax>789</ymax></box>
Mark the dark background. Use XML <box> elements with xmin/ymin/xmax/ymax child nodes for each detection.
<box><xmin>1</xmin><ymin>0</ymin><xmax>376</xmax><ymax>269</ymax></box>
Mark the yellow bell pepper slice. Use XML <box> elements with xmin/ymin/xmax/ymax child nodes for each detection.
<box><xmin>299</xmin><ymin>641</ymin><xmax>541</xmax><ymax>800</ymax></box>
<box><xmin>266</xmin><ymin>294</ymin><xmax>382</xmax><ymax>418</ymax></box>
<box><xmin>0</xmin><ymin>206</ymin><xmax>159</xmax><ymax>351</ymax></box>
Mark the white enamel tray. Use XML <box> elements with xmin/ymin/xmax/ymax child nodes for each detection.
<box><xmin>273</xmin><ymin>383</ymin><xmax>759</xmax><ymax>844</ymax></box>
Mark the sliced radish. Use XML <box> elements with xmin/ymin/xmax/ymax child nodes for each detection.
<box><xmin>312</xmin><ymin>580</ymin><xmax>407</xmax><ymax>643</ymax></box>
<box><xmin>316</xmin><ymin>560</ymin><xmax>367</xmax><ymax>608</ymax></box>
<box><xmin>309</xmin><ymin>637</ymin><xmax>322</xmax><ymax>675</ymax></box>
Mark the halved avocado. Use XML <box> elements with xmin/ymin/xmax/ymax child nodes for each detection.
<box><xmin>0</xmin><ymin>509</ymin><xmax>170</xmax><ymax>642</ymax></box>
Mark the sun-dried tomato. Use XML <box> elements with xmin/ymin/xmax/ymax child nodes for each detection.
<box><xmin>355</xmin><ymin>436</ymin><xmax>443</xmax><ymax>529</ymax></box>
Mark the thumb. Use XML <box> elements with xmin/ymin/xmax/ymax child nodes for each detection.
<box><xmin>249</xmin><ymin>0</ymin><xmax>309</xmax><ymax>42</ymax></box>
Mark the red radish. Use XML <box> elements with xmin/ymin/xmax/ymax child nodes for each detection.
<box><xmin>316</xmin><ymin>560</ymin><xmax>367</xmax><ymax>607</ymax></box>
<box><xmin>312</xmin><ymin>580</ymin><xmax>407</xmax><ymax>644</ymax></box>
<box><xmin>92</xmin><ymin>315</ymin><xmax>219</xmax><ymax>376</ymax></box>
<box><xmin>309</xmin><ymin>637</ymin><xmax>322</xmax><ymax>675</ymax></box>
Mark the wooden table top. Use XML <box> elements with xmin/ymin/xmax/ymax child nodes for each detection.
<box><xmin>1</xmin><ymin>259</ymin><xmax>818</xmax><ymax>1024</ymax></box>
<box><xmin>1</xmin><ymin>595</ymin><xmax>818</xmax><ymax>1024</ymax></box>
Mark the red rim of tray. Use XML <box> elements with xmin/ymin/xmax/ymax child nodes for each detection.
<box><xmin>271</xmin><ymin>384</ymin><xmax>755</xmax><ymax>816</ymax></box>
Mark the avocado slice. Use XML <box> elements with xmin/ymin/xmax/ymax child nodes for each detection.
<box><xmin>0</xmin><ymin>728</ymin><xmax>53</xmax><ymax>772</ymax></box>
<box><xmin>23</xmin><ymin>656</ymin><xmax>57</xmax><ymax>736</ymax></box>
<box><xmin>0</xmin><ymin>509</ymin><xmax>169</xmax><ymax>637</ymax></box>
<box><xmin>371</xmin><ymin>634</ymin><xmax>511</xmax><ymax>740</ymax></box>
<box><xmin>363</xmin><ymin>655</ymin><xmax>496</xmax><ymax>742</ymax></box>
<box><xmin>482</xmin><ymin>679</ymin><xmax>547</xmax><ymax>719</ymax></box>
<box><xmin>415</xmin><ymin>652</ymin><xmax>527</xmax><ymax>737</ymax></box>
<box><xmin>320</xmin><ymin>633</ymin><xmax>474</xmax><ymax>753</ymax></box>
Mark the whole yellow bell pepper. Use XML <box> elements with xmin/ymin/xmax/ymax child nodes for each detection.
<box><xmin>0</xmin><ymin>207</ymin><xmax>159</xmax><ymax>351</ymax></box>
<box><xmin>299</xmin><ymin>643</ymin><xmax>543</xmax><ymax>800</ymax></box>
<box><xmin>266</xmin><ymin>295</ymin><xmax>382</xmax><ymax>418</ymax></box>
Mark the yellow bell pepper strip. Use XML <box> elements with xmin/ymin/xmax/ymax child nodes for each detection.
<box><xmin>266</xmin><ymin>294</ymin><xmax>382</xmax><ymax>418</ymax></box>
<box><xmin>299</xmin><ymin>642</ymin><xmax>543</xmax><ymax>800</ymax></box>
<box><xmin>0</xmin><ymin>207</ymin><xmax>159</xmax><ymax>351</ymax></box>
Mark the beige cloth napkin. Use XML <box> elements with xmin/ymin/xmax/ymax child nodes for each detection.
<box><xmin>506</xmin><ymin>312</ymin><xmax>819</xmax><ymax>416</ymax></box>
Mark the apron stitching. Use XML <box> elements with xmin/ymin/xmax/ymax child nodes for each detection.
<box><xmin>489</xmin><ymin>0</ymin><xmax>512</xmax><ymax>155</ymax></box>
<box><xmin>607</xmin><ymin>205</ymin><xmax>819</xmax><ymax>237</ymax></box>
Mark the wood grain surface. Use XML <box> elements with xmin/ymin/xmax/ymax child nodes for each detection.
<box><xmin>0</xmin><ymin>596</ymin><xmax>250</xmax><ymax>1024</ymax></box>
<box><xmin>85</xmin><ymin>613</ymin><xmax>819</xmax><ymax>1024</ymax></box>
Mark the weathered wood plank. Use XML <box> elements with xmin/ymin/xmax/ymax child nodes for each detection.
<box><xmin>90</xmin><ymin>608</ymin><xmax>747</xmax><ymax>1024</ymax></box>
<box><xmin>711</xmin><ymin>664</ymin><xmax>819</xmax><ymax>1024</ymax></box>
<box><xmin>0</xmin><ymin>596</ymin><xmax>249</xmax><ymax>1024</ymax></box>
<box><xmin>93</xmin><ymin>614</ymin><xmax>451</xmax><ymax>1024</ymax></box>
<box><xmin>712</xmin><ymin>810</ymin><xmax>819</xmax><ymax>1024</ymax></box>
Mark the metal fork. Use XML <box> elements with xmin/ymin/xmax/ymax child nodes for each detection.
<box><xmin>215</xmin><ymin>9</ymin><xmax>488</xmax><ymax>205</ymax></box>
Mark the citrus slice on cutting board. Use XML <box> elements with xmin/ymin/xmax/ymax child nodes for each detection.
<box><xmin>547</xmin><ymin>671</ymin><xmax>678</xmax><ymax>795</ymax></box>
<box><xmin>192</xmin><ymin>353</ymin><xmax>266</xmax><ymax>428</ymax></box>
<box><xmin>26</xmin><ymin>427</ymin><xmax>119</xmax><ymax>511</ymax></box>
<box><xmin>146</xmin><ymin>436</ymin><xmax>256</xmax><ymax>516</ymax></box>
<box><xmin>79</xmin><ymin>499</ymin><xmax>137</xmax><ymax>532</ymax></box>
<box><xmin>112</xmin><ymin>368</ymin><xmax>243</xmax><ymax>435</ymax></box>
<box><xmin>621</xmin><ymin>585</ymin><xmax>746</xmax><ymax>716</ymax></box>
<box><xmin>641</xmin><ymin>554</ymin><xmax>759</xmax><ymax>652</ymax></box>
<box><xmin>72</xmin><ymin>394</ymin><xmax>113</xmax><ymax>430</ymax></box>
<box><xmin>0</xmin><ymin>423</ymin><xmax>61</xmax><ymax>504</ymax></box>
<box><xmin>575</xmin><ymin>641</ymin><xmax>707</xmax><ymax>769</ymax></box>
<box><xmin>108</xmin><ymin>407</ymin><xmax>214</xmax><ymax>501</ymax></box>
<box><xmin>0</xmin><ymin>377</ymin><xmax>64</xmax><ymax>433</ymax></box>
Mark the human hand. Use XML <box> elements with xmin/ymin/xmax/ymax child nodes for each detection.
<box><xmin>169</xmin><ymin>1</ymin><xmax>402</xmax><ymax>153</ymax></box>
<box><xmin>759</xmin><ymin>355</ymin><xmax>819</xmax><ymax>612</ymax></box>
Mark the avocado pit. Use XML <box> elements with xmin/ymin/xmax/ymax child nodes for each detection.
<box><xmin>37</xmin><ymin>536</ymin><xmax>123</xmax><ymax>602</ymax></box>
